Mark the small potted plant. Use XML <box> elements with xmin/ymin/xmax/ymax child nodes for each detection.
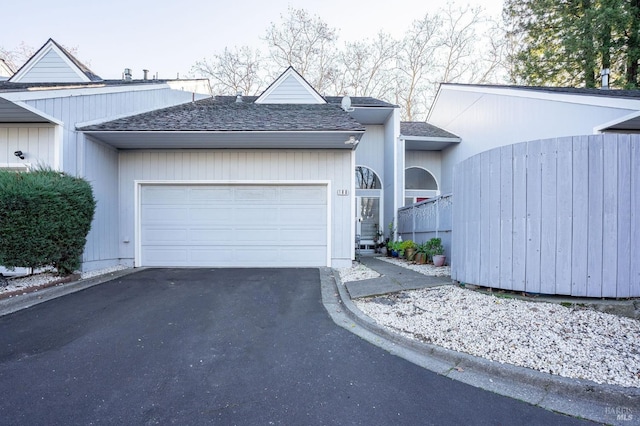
<box><xmin>427</xmin><ymin>237</ymin><xmax>446</xmax><ymax>266</ymax></box>
<box><xmin>415</xmin><ymin>242</ymin><xmax>429</xmax><ymax>264</ymax></box>
<box><xmin>401</xmin><ymin>240</ymin><xmax>417</xmax><ymax>261</ymax></box>
<box><xmin>389</xmin><ymin>240</ymin><xmax>402</xmax><ymax>257</ymax></box>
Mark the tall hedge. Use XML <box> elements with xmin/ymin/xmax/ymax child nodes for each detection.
<box><xmin>0</xmin><ymin>169</ymin><xmax>96</xmax><ymax>275</ymax></box>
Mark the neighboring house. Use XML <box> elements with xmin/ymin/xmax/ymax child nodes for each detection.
<box><xmin>3</xmin><ymin>39</ymin><xmax>444</xmax><ymax>270</ymax></box>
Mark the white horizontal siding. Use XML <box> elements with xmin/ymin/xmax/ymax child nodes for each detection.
<box><xmin>260</xmin><ymin>75</ymin><xmax>320</xmax><ymax>103</ymax></box>
<box><xmin>18</xmin><ymin>50</ymin><xmax>83</xmax><ymax>83</ymax></box>
<box><xmin>119</xmin><ymin>149</ymin><xmax>353</xmax><ymax>267</ymax></box>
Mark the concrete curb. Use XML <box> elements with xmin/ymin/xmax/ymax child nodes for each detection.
<box><xmin>319</xmin><ymin>267</ymin><xmax>640</xmax><ymax>426</ymax></box>
<box><xmin>0</xmin><ymin>268</ymin><xmax>142</xmax><ymax>317</ymax></box>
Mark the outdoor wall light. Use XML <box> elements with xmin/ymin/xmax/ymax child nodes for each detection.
<box><xmin>14</xmin><ymin>150</ymin><xmax>25</xmax><ymax>160</ymax></box>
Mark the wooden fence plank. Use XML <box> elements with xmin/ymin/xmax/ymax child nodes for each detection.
<box><xmin>540</xmin><ymin>138</ymin><xmax>558</xmax><ymax>295</ymax></box>
<box><xmin>602</xmin><ymin>134</ymin><xmax>618</xmax><ymax>298</ymax></box>
<box><xmin>571</xmin><ymin>136</ymin><xmax>589</xmax><ymax>297</ymax></box>
<box><xmin>489</xmin><ymin>147</ymin><xmax>502</xmax><ymax>286</ymax></box>
<box><xmin>630</xmin><ymin>136</ymin><xmax>640</xmax><ymax>297</ymax></box>
<box><xmin>500</xmin><ymin>145</ymin><xmax>514</xmax><ymax>290</ymax></box>
<box><xmin>555</xmin><ymin>136</ymin><xmax>573</xmax><ymax>295</ymax></box>
<box><xmin>526</xmin><ymin>140</ymin><xmax>542</xmax><ymax>293</ymax></box>
<box><xmin>616</xmin><ymin>134</ymin><xmax>631</xmax><ymax>298</ymax></box>
<box><xmin>480</xmin><ymin>151</ymin><xmax>491</xmax><ymax>286</ymax></box>
<box><xmin>587</xmin><ymin>136</ymin><xmax>604</xmax><ymax>297</ymax></box>
<box><xmin>512</xmin><ymin>142</ymin><xmax>527</xmax><ymax>291</ymax></box>
<box><xmin>468</xmin><ymin>154</ymin><xmax>482</xmax><ymax>285</ymax></box>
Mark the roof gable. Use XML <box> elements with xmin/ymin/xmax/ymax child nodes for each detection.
<box><xmin>0</xmin><ymin>59</ymin><xmax>14</xmax><ymax>80</ymax></box>
<box><xmin>8</xmin><ymin>38</ymin><xmax>101</xmax><ymax>83</ymax></box>
<box><xmin>255</xmin><ymin>66</ymin><xmax>326</xmax><ymax>104</ymax></box>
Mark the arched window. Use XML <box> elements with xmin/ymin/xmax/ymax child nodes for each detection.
<box><xmin>405</xmin><ymin>167</ymin><xmax>437</xmax><ymax>190</ymax></box>
<box><xmin>356</xmin><ymin>166</ymin><xmax>381</xmax><ymax>189</ymax></box>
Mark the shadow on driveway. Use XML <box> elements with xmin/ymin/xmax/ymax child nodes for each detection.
<box><xmin>0</xmin><ymin>268</ymin><xmax>587</xmax><ymax>425</ymax></box>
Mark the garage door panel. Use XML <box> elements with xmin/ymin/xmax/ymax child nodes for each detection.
<box><xmin>235</xmin><ymin>188</ymin><xmax>278</xmax><ymax>201</ymax></box>
<box><xmin>280</xmin><ymin>207</ymin><xmax>326</xmax><ymax>225</ymax></box>
<box><xmin>189</xmin><ymin>188</ymin><xmax>234</xmax><ymax>202</ymax></box>
<box><xmin>223</xmin><ymin>228</ymin><xmax>281</xmax><ymax>242</ymax></box>
<box><xmin>188</xmin><ymin>207</ymin><xmax>233</xmax><ymax>222</ymax></box>
<box><xmin>280</xmin><ymin>228</ymin><xmax>326</xmax><ymax>242</ymax></box>
<box><xmin>280</xmin><ymin>187</ymin><xmax>327</xmax><ymax>203</ymax></box>
<box><xmin>142</xmin><ymin>206</ymin><xmax>189</xmax><ymax>222</ymax></box>
<box><xmin>140</xmin><ymin>184</ymin><xmax>328</xmax><ymax>267</ymax></box>
<box><xmin>188</xmin><ymin>228</ymin><xmax>236</xmax><ymax>242</ymax></box>
<box><xmin>144</xmin><ymin>228</ymin><xmax>189</xmax><ymax>243</ymax></box>
<box><xmin>142</xmin><ymin>248</ymin><xmax>189</xmax><ymax>263</ymax></box>
<box><xmin>233</xmin><ymin>207</ymin><xmax>278</xmax><ymax>223</ymax></box>
<box><xmin>143</xmin><ymin>187</ymin><xmax>189</xmax><ymax>204</ymax></box>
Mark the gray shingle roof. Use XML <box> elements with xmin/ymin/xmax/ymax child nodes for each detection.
<box><xmin>80</xmin><ymin>96</ymin><xmax>366</xmax><ymax>132</ymax></box>
<box><xmin>400</xmin><ymin>121</ymin><xmax>459</xmax><ymax>139</ymax></box>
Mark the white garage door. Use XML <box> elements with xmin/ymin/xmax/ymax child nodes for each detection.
<box><xmin>139</xmin><ymin>184</ymin><xmax>328</xmax><ymax>267</ymax></box>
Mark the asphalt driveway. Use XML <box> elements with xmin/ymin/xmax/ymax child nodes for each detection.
<box><xmin>0</xmin><ymin>268</ymin><xmax>588</xmax><ymax>425</ymax></box>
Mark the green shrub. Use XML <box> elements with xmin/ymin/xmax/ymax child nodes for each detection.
<box><xmin>0</xmin><ymin>168</ymin><xmax>96</xmax><ymax>274</ymax></box>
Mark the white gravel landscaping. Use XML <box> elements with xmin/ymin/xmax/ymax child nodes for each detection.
<box><xmin>340</xmin><ymin>259</ymin><xmax>640</xmax><ymax>388</ymax></box>
<box><xmin>1</xmin><ymin>265</ymin><xmax>129</xmax><ymax>298</ymax></box>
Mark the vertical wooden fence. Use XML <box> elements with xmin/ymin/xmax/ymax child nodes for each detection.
<box><xmin>398</xmin><ymin>194</ymin><xmax>452</xmax><ymax>261</ymax></box>
<box><xmin>452</xmin><ymin>134</ymin><xmax>640</xmax><ymax>297</ymax></box>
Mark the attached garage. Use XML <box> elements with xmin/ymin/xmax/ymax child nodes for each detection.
<box><xmin>137</xmin><ymin>183</ymin><xmax>329</xmax><ymax>267</ymax></box>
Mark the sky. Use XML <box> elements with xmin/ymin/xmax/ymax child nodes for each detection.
<box><xmin>3</xmin><ymin>0</ymin><xmax>505</xmax><ymax>80</ymax></box>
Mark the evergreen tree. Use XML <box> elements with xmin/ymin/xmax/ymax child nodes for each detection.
<box><xmin>504</xmin><ymin>0</ymin><xmax>639</xmax><ymax>88</ymax></box>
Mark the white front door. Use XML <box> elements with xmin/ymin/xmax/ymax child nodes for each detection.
<box><xmin>355</xmin><ymin>196</ymin><xmax>380</xmax><ymax>252</ymax></box>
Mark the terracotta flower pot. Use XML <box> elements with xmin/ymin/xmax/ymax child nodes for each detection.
<box><xmin>433</xmin><ymin>254</ymin><xmax>446</xmax><ymax>267</ymax></box>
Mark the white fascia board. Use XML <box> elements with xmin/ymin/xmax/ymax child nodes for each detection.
<box><xmin>437</xmin><ymin>84</ymin><xmax>640</xmax><ymax>110</ymax></box>
<box><xmin>594</xmin><ymin>109</ymin><xmax>640</xmax><ymax>132</ymax></box>
<box><xmin>400</xmin><ymin>135</ymin><xmax>462</xmax><ymax>143</ymax></box>
<box><xmin>0</xmin><ymin>82</ymin><xmax>172</xmax><ymax>102</ymax></box>
<box><xmin>427</xmin><ymin>85</ymin><xmax>444</xmax><ymax>122</ymax></box>
<box><xmin>10</xmin><ymin>41</ymin><xmax>91</xmax><ymax>83</ymax></box>
<box><xmin>82</xmin><ymin>130</ymin><xmax>364</xmax><ymax>136</ymax></box>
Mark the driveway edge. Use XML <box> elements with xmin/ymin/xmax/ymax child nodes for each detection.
<box><xmin>319</xmin><ymin>267</ymin><xmax>640</xmax><ymax>426</ymax></box>
<box><xmin>0</xmin><ymin>268</ymin><xmax>141</xmax><ymax>317</ymax></box>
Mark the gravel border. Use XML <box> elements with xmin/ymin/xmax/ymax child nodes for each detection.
<box><xmin>338</xmin><ymin>260</ymin><xmax>640</xmax><ymax>389</ymax></box>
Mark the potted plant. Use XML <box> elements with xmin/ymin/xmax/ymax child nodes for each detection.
<box><xmin>389</xmin><ymin>240</ymin><xmax>402</xmax><ymax>257</ymax></box>
<box><xmin>427</xmin><ymin>237</ymin><xmax>446</xmax><ymax>266</ymax></box>
<box><xmin>401</xmin><ymin>240</ymin><xmax>417</xmax><ymax>261</ymax></box>
<box><xmin>415</xmin><ymin>242</ymin><xmax>429</xmax><ymax>264</ymax></box>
